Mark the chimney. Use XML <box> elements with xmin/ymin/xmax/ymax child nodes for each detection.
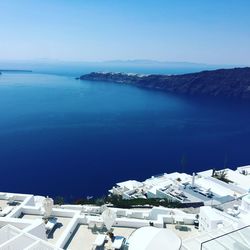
<box><xmin>192</xmin><ymin>172</ymin><xmax>195</xmax><ymax>187</ymax></box>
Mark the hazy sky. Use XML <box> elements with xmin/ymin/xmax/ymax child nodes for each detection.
<box><xmin>0</xmin><ymin>0</ymin><xmax>250</xmax><ymax>65</ymax></box>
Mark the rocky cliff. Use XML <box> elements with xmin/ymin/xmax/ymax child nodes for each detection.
<box><xmin>79</xmin><ymin>67</ymin><xmax>250</xmax><ymax>99</ymax></box>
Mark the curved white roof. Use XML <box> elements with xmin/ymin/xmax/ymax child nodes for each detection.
<box><xmin>128</xmin><ymin>226</ymin><xmax>181</xmax><ymax>250</ymax></box>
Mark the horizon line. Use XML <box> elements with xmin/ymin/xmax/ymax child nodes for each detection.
<box><xmin>0</xmin><ymin>58</ymin><xmax>247</xmax><ymax>67</ymax></box>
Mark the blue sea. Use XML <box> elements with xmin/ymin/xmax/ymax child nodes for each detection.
<box><xmin>0</xmin><ymin>69</ymin><xmax>250</xmax><ymax>201</ymax></box>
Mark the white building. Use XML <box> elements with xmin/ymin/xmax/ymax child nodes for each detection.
<box><xmin>199</xmin><ymin>206</ymin><xmax>226</xmax><ymax>231</ymax></box>
<box><xmin>0</xmin><ymin>191</ymin><xmax>197</xmax><ymax>250</ymax></box>
<box><xmin>1</xmin><ymin>167</ymin><xmax>250</xmax><ymax>249</ymax></box>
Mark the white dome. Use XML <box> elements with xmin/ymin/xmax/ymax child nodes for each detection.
<box><xmin>128</xmin><ymin>226</ymin><xmax>181</xmax><ymax>250</ymax></box>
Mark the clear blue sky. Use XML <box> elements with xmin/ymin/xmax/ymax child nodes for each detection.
<box><xmin>0</xmin><ymin>0</ymin><xmax>250</xmax><ymax>65</ymax></box>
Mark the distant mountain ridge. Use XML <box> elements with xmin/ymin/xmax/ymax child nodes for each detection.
<box><xmin>0</xmin><ymin>70</ymin><xmax>32</xmax><ymax>72</ymax></box>
<box><xmin>79</xmin><ymin>67</ymin><xmax>250</xmax><ymax>100</ymax></box>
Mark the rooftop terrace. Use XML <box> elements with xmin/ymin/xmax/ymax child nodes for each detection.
<box><xmin>65</xmin><ymin>225</ymin><xmax>135</xmax><ymax>250</ymax></box>
<box><xmin>20</xmin><ymin>214</ymin><xmax>71</xmax><ymax>245</ymax></box>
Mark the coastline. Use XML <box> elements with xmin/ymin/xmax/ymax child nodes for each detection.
<box><xmin>79</xmin><ymin>67</ymin><xmax>250</xmax><ymax>100</ymax></box>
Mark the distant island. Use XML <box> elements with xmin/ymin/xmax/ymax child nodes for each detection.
<box><xmin>0</xmin><ymin>70</ymin><xmax>32</xmax><ymax>73</ymax></box>
<box><xmin>79</xmin><ymin>67</ymin><xmax>250</xmax><ymax>100</ymax></box>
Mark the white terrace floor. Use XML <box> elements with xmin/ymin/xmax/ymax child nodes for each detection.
<box><xmin>0</xmin><ymin>200</ymin><xmax>8</xmax><ymax>210</ymax></box>
<box><xmin>65</xmin><ymin>225</ymin><xmax>136</xmax><ymax>250</ymax></box>
<box><xmin>167</xmin><ymin>224</ymin><xmax>199</xmax><ymax>240</ymax></box>
<box><xmin>20</xmin><ymin>214</ymin><xmax>71</xmax><ymax>244</ymax></box>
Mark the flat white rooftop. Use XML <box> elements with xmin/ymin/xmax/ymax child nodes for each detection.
<box><xmin>194</xmin><ymin>177</ymin><xmax>237</xmax><ymax>197</ymax></box>
<box><xmin>21</xmin><ymin>214</ymin><xmax>71</xmax><ymax>245</ymax></box>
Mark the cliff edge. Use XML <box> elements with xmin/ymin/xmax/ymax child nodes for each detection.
<box><xmin>79</xmin><ymin>67</ymin><xmax>250</xmax><ymax>99</ymax></box>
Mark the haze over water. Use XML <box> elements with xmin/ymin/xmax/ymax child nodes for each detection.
<box><xmin>0</xmin><ymin>70</ymin><xmax>250</xmax><ymax>200</ymax></box>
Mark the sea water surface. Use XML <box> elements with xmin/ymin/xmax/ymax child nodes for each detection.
<box><xmin>0</xmin><ymin>72</ymin><xmax>250</xmax><ymax>200</ymax></box>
